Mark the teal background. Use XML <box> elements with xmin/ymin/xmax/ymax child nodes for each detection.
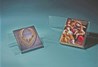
<box><xmin>1</xmin><ymin>0</ymin><xmax>98</xmax><ymax>67</ymax></box>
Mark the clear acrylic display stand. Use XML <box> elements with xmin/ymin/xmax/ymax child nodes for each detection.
<box><xmin>46</xmin><ymin>16</ymin><xmax>67</xmax><ymax>43</ymax></box>
<box><xmin>7</xmin><ymin>27</ymin><xmax>44</xmax><ymax>55</ymax></box>
<box><xmin>47</xmin><ymin>16</ymin><xmax>98</xmax><ymax>49</ymax></box>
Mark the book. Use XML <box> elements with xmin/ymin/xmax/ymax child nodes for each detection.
<box><xmin>13</xmin><ymin>26</ymin><xmax>43</xmax><ymax>53</ymax></box>
<box><xmin>60</xmin><ymin>18</ymin><xmax>89</xmax><ymax>48</ymax></box>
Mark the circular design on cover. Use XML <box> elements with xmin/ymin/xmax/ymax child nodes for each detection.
<box><xmin>19</xmin><ymin>28</ymin><xmax>37</xmax><ymax>48</ymax></box>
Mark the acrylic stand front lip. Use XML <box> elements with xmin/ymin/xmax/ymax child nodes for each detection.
<box><xmin>84</xmin><ymin>32</ymin><xmax>98</xmax><ymax>49</ymax></box>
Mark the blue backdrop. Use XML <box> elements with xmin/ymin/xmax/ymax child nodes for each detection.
<box><xmin>1</xmin><ymin>0</ymin><xmax>98</xmax><ymax>67</ymax></box>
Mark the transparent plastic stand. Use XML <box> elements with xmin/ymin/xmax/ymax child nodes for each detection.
<box><xmin>45</xmin><ymin>16</ymin><xmax>67</xmax><ymax>44</ymax></box>
<box><xmin>7</xmin><ymin>27</ymin><xmax>45</xmax><ymax>55</ymax></box>
<box><xmin>46</xmin><ymin>16</ymin><xmax>98</xmax><ymax>49</ymax></box>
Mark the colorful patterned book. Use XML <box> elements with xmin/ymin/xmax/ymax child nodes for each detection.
<box><xmin>60</xmin><ymin>18</ymin><xmax>89</xmax><ymax>48</ymax></box>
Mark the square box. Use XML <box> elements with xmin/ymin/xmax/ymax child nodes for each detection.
<box><xmin>13</xmin><ymin>26</ymin><xmax>43</xmax><ymax>53</ymax></box>
<box><xmin>60</xmin><ymin>18</ymin><xmax>89</xmax><ymax>48</ymax></box>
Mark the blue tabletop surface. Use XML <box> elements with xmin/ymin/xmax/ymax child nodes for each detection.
<box><xmin>1</xmin><ymin>0</ymin><xmax>98</xmax><ymax>67</ymax></box>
